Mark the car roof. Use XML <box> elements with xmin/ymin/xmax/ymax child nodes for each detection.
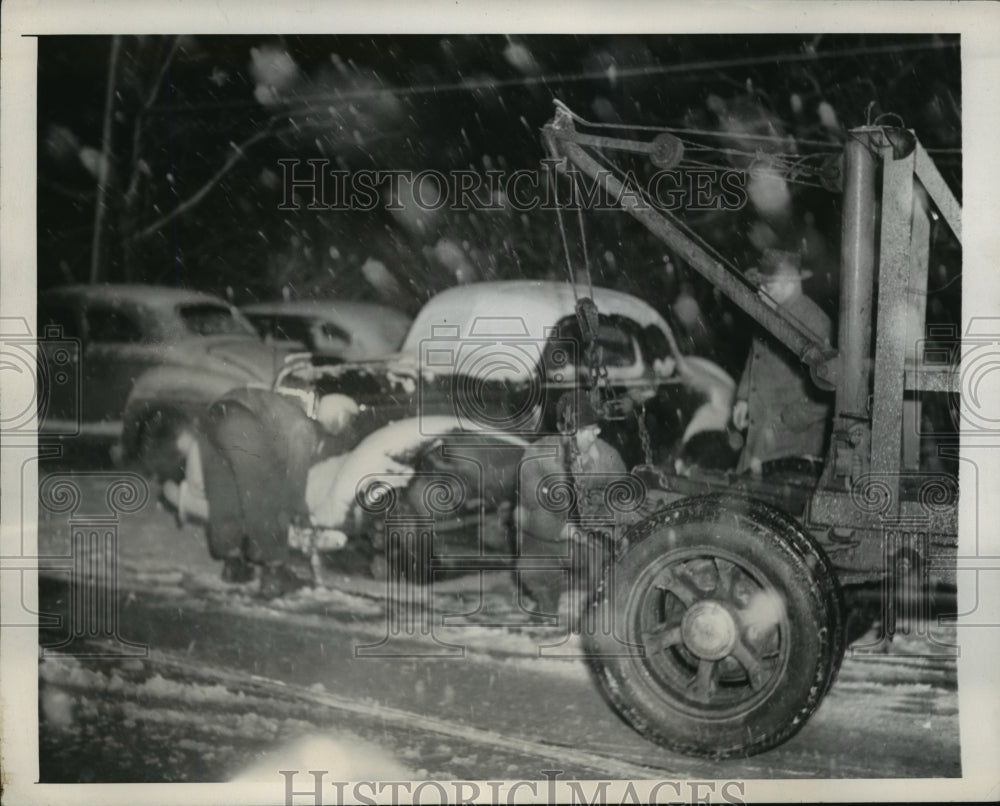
<box><xmin>40</xmin><ymin>283</ymin><xmax>231</xmax><ymax>309</ymax></box>
<box><xmin>241</xmin><ymin>299</ymin><xmax>410</xmax><ymax>326</ymax></box>
<box><xmin>401</xmin><ymin>280</ymin><xmax>670</xmax><ymax>351</ymax></box>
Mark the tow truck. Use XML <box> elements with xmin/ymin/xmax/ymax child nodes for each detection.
<box><xmin>541</xmin><ymin>103</ymin><xmax>961</xmax><ymax>758</ymax></box>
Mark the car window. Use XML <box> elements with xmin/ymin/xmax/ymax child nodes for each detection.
<box><xmin>318</xmin><ymin>321</ymin><xmax>350</xmax><ymax>343</ymax></box>
<box><xmin>641</xmin><ymin>323</ymin><xmax>672</xmax><ymax>362</ymax></box>
<box><xmin>38</xmin><ymin>305</ymin><xmax>81</xmax><ymax>339</ymax></box>
<box><xmin>245</xmin><ymin>314</ymin><xmax>288</xmax><ymax>341</ymax></box>
<box><xmin>85</xmin><ymin>307</ymin><xmax>144</xmax><ymax>343</ymax></box>
<box><xmin>178</xmin><ymin>303</ymin><xmax>257</xmax><ymax>337</ymax></box>
<box><xmin>246</xmin><ymin>314</ymin><xmax>323</xmax><ymax>350</ymax></box>
<box><xmin>312</xmin><ymin>321</ymin><xmax>352</xmax><ymax>354</ymax></box>
<box><xmin>597</xmin><ymin>321</ymin><xmax>638</xmax><ymax>367</ymax></box>
<box><xmin>244</xmin><ymin>314</ymin><xmax>272</xmax><ymax>338</ymax></box>
<box><xmin>546</xmin><ymin>314</ymin><xmax>641</xmax><ymax>370</ymax></box>
<box><xmin>270</xmin><ymin>316</ymin><xmax>313</xmax><ymax>344</ymax></box>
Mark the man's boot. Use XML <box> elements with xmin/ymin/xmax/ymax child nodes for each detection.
<box><xmin>221</xmin><ymin>555</ymin><xmax>255</xmax><ymax>584</ymax></box>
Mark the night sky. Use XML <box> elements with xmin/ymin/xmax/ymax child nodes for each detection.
<box><xmin>37</xmin><ymin>34</ymin><xmax>961</xmax><ymax>371</ymax></box>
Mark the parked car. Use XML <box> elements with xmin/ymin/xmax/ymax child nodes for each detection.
<box><xmin>241</xmin><ymin>299</ymin><xmax>411</xmax><ymax>362</ymax></box>
<box><xmin>36</xmin><ymin>283</ymin><xmax>289</xmax><ymax>471</ymax></box>
<box><xmin>166</xmin><ymin>280</ymin><xmax>736</xmax><ymax>573</ymax></box>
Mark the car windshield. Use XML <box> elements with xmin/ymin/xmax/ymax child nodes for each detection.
<box><xmin>178</xmin><ymin>303</ymin><xmax>257</xmax><ymax>337</ymax></box>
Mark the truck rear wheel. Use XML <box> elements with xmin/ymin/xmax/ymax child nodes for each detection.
<box><xmin>585</xmin><ymin>494</ymin><xmax>844</xmax><ymax>759</ymax></box>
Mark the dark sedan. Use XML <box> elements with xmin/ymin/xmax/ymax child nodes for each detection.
<box><xmin>37</xmin><ymin>284</ymin><xmax>287</xmax><ymax>469</ymax></box>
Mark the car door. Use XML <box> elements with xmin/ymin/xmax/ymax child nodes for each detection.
<box><xmin>81</xmin><ymin>302</ymin><xmax>160</xmax><ymax>430</ymax></box>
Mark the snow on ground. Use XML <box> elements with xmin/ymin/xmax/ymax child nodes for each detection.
<box><xmin>38</xmin><ymin>644</ymin><xmax>641</xmax><ymax>783</ymax></box>
<box><xmin>38</xmin><ymin>654</ymin><xmax>429</xmax><ymax>782</ymax></box>
<box><xmin>37</xmin><ymin>471</ymin><xmax>961</xmax><ymax>687</ymax></box>
<box><xmin>35</xmin><ymin>468</ymin><xmax>961</xmax><ymax>782</ymax></box>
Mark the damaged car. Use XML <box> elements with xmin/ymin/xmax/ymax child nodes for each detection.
<box><xmin>162</xmin><ymin>280</ymin><xmax>736</xmax><ymax>576</ymax></box>
<box><xmin>277</xmin><ymin>280</ymin><xmax>736</xmax><ymax>464</ymax></box>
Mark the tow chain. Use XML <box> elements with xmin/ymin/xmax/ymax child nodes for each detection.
<box><xmin>634</xmin><ymin>400</ymin><xmax>673</xmax><ymax>491</ymax></box>
<box><xmin>549</xmin><ymin>115</ymin><xmax>633</xmax><ymax>426</ymax></box>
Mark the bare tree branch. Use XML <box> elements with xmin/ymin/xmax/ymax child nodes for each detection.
<box><xmin>131</xmin><ymin>120</ymin><xmax>392</xmax><ymax>243</ymax></box>
<box><xmin>131</xmin><ymin>120</ymin><xmax>286</xmax><ymax>242</ymax></box>
<box><xmin>124</xmin><ymin>36</ymin><xmax>180</xmax><ymax>208</ymax></box>
<box><xmin>143</xmin><ymin>35</ymin><xmax>181</xmax><ymax>113</ymax></box>
<box><xmin>90</xmin><ymin>34</ymin><xmax>123</xmax><ymax>284</ymax></box>
<box><xmin>39</xmin><ymin>178</ymin><xmax>95</xmax><ymax>202</ymax></box>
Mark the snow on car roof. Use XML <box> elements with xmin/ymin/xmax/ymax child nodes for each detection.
<box><xmin>242</xmin><ymin>299</ymin><xmax>409</xmax><ymax>323</ymax></box>
<box><xmin>242</xmin><ymin>299</ymin><xmax>411</xmax><ymax>336</ymax></box>
<box><xmin>41</xmin><ymin>283</ymin><xmax>232</xmax><ymax>309</ymax></box>
<box><xmin>400</xmin><ymin>280</ymin><xmax>670</xmax><ymax>353</ymax></box>
<box><xmin>280</xmin><ymin>280</ymin><xmax>678</xmax><ymax>385</ymax></box>
<box><xmin>392</xmin><ymin>280</ymin><xmax>674</xmax><ymax>381</ymax></box>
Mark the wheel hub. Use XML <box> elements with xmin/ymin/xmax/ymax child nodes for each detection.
<box><xmin>681</xmin><ymin>600</ymin><xmax>738</xmax><ymax>660</ymax></box>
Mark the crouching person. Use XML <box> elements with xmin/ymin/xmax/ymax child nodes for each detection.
<box><xmin>167</xmin><ymin>387</ymin><xmax>358</xmax><ymax>598</ymax></box>
<box><xmin>515</xmin><ymin>391</ymin><xmax>632</xmax><ymax>622</ymax></box>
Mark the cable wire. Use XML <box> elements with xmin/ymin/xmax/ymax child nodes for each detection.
<box><xmin>148</xmin><ymin>39</ymin><xmax>958</xmax><ymax>116</ymax></box>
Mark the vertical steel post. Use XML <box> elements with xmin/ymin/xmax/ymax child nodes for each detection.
<box><xmin>838</xmin><ymin>131</ymin><xmax>878</xmax><ymax>421</ymax></box>
<box><xmin>870</xmin><ymin>144</ymin><xmax>916</xmax><ymax>514</ymax></box>
<box><xmin>833</xmin><ymin>130</ymin><xmax>878</xmax><ymax>478</ymax></box>
<box><xmin>902</xmin><ymin>190</ymin><xmax>931</xmax><ymax>470</ymax></box>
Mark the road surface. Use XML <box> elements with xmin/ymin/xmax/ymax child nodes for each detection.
<box><xmin>34</xmin><ymin>471</ymin><xmax>961</xmax><ymax>783</ymax></box>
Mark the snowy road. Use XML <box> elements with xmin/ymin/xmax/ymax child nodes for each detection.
<box><xmin>35</xmin><ymin>471</ymin><xmax>961</xmax><ymax>782</ymax></box>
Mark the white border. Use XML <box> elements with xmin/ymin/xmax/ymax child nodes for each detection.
<box><xmin>3</xmin><ymin>1</ymin><xmax>999</xmax><ymax>803</ymax></box>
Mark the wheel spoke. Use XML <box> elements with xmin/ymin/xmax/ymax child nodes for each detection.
<box><xmin>713</xmin><ymin>557</ymin><xmax>740</xmax><ymax>599</ymax></box>
<box><xmin>711</xmin><ymin>557</ymin><xmax>726</xmax><ymax>594</ymax></box>
<box><xmin>683</xmin><ymin>558</ymin><xmax>719</xmax><ymax>594</ymax></box>
<box><xmin>730</xmin><ymin>638</ymin><xmax>768</xmax><ymax>691</ymax></box>
<box><xmin>727</xmin><ymin>566</ymin><xmax>760</xmax><ymax>610</ymax></box>
<box><xmin>655</xmin><ymin>568</ymin><xmax>702</xmax><ymax>606</ymax></box>
<box><xmin>658</xmin><ymin>579</ymin><xmax>697</xmax><ymax>606</ymax></box>
<box><xmin>588</xmin><ymin>504</ymin><xmax>843</xmax><ymax>756</ymax></box>
<box><xmin>687</xmin><ymin>658</ymin><xmax>717</xmax><ymax>702</ymax></box>
<box><xmin>641</xmin><ymin>624</ymin><xmax>683</xmax><ymax>654</ymax></box>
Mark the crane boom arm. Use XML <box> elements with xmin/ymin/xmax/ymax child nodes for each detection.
<box><xmin>543</xmin><ymin>113</ymin><xmax>839</xmax><ymax>389</ymax></box>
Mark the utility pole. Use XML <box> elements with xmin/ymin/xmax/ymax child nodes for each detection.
<box><xmin>89</xmin><ymin>34</ymin><xmax>122</xmax><ymax>284</ymax></box>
